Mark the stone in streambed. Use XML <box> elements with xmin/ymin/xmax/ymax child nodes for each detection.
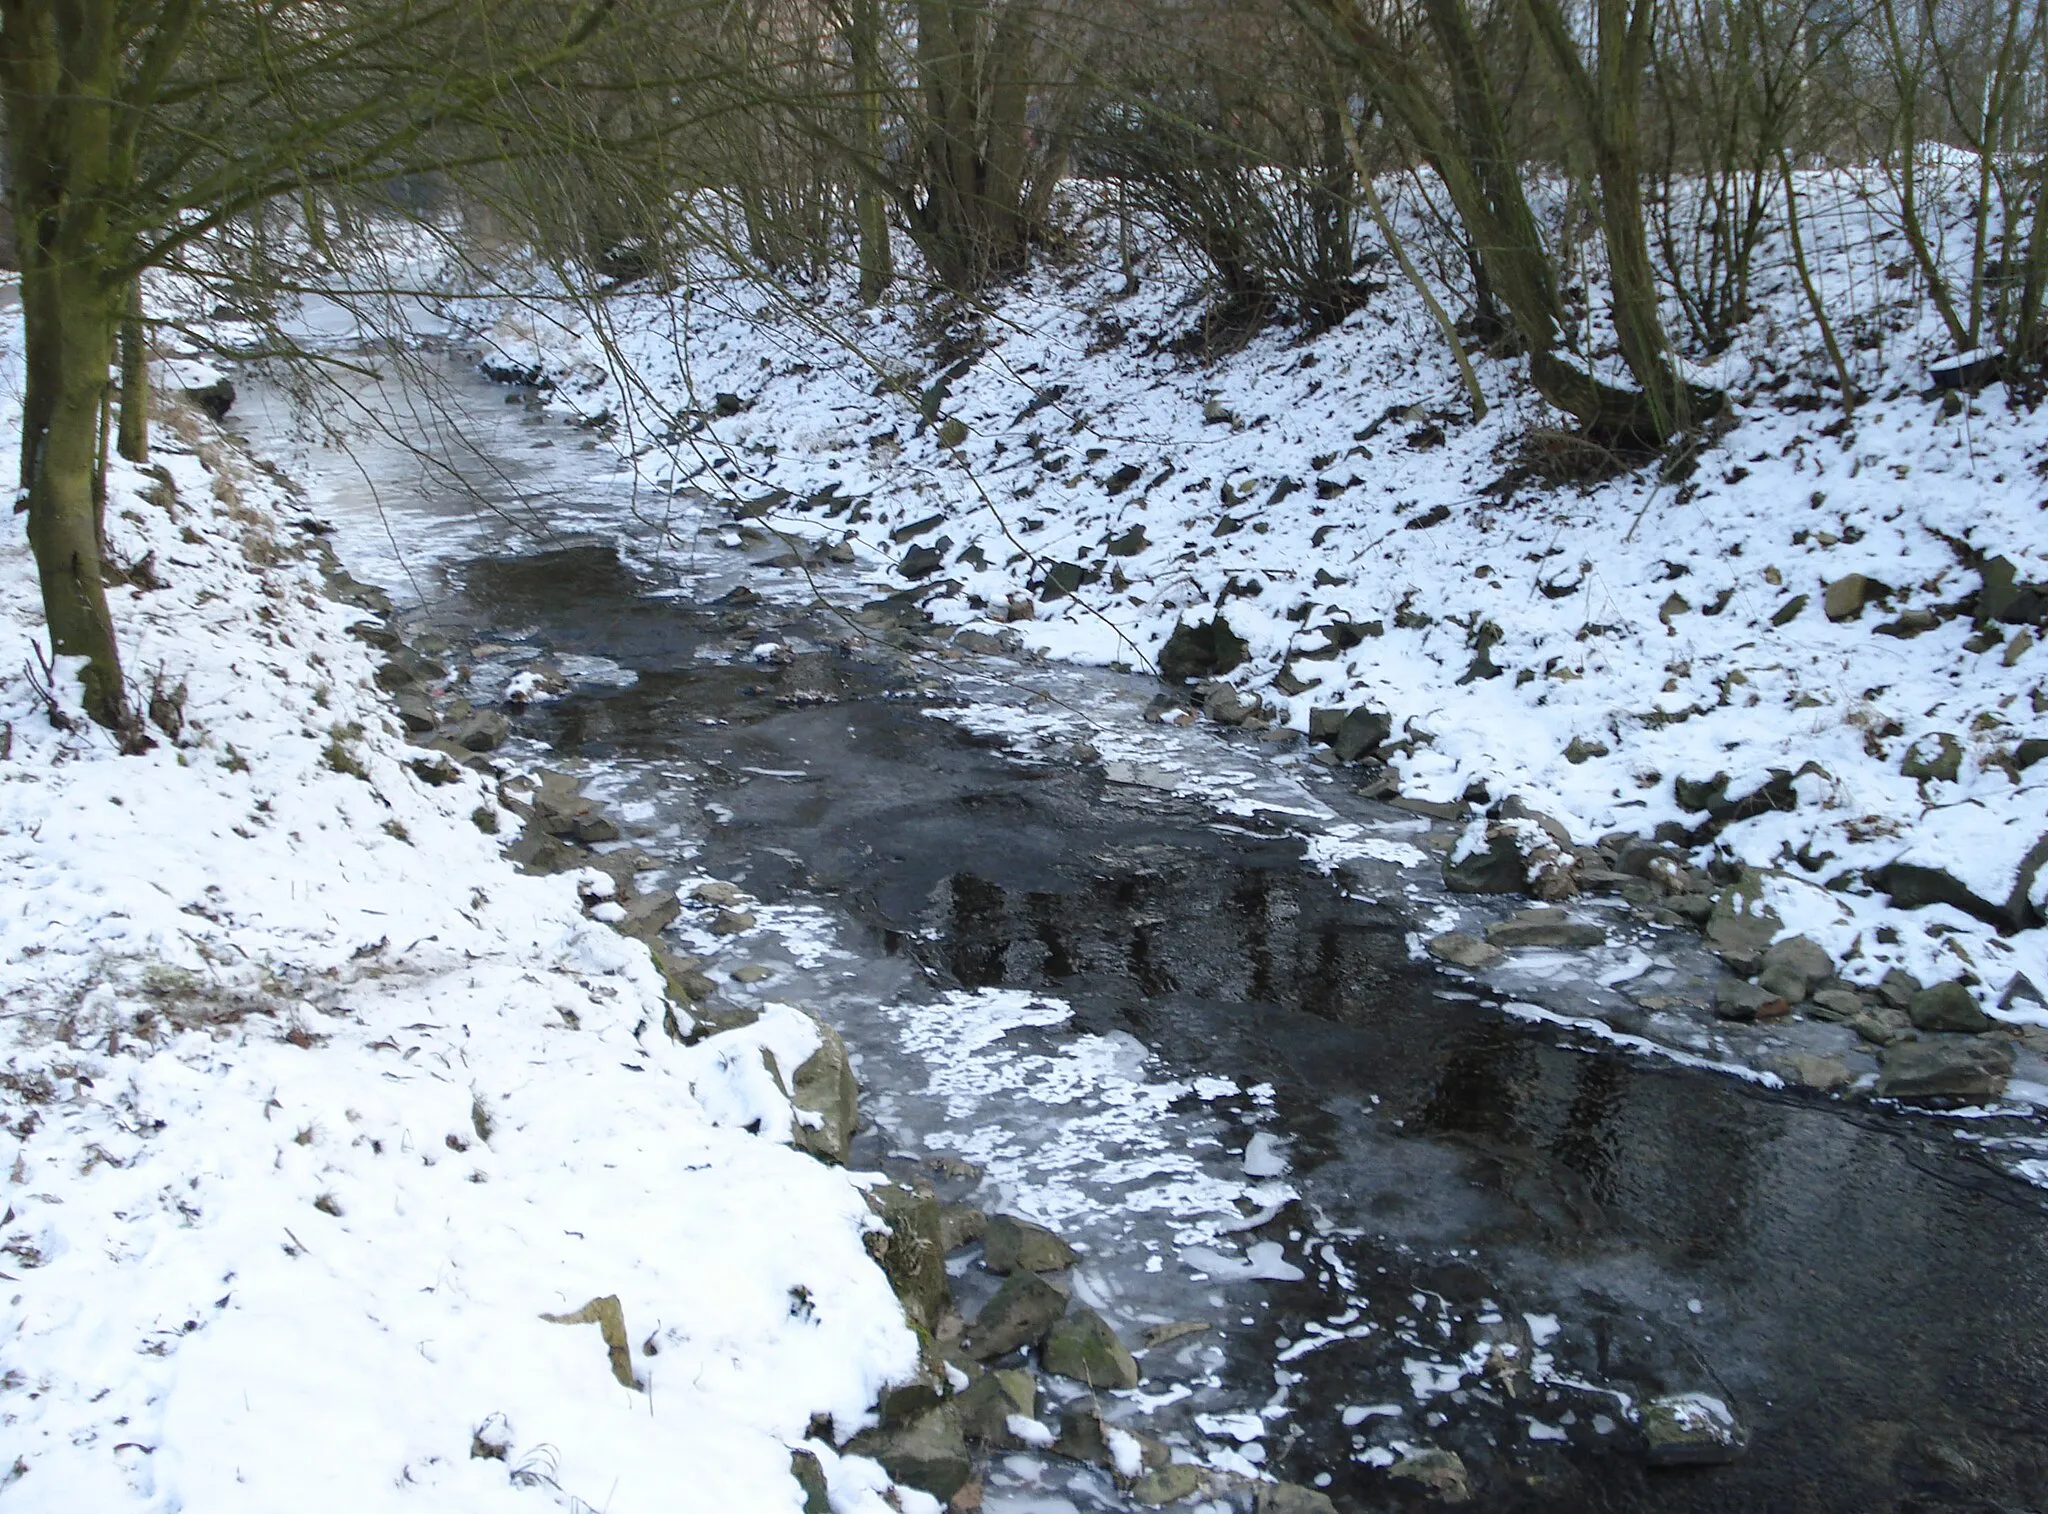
<box><xmin>1908</xmin><ymin>980</ymin><xmax>1991</xmax><ymax>1032</ymax></box>
<box><xmin>786</xmin><ymin>1018</ymin><xmax>858</xmax><ymax>1166</ymax></box>
<box><xmin>1483</xmin><ymin>910</ymin><xmax>1605</xmax><ymax>950</ymax></box>
<box><xmin>1332</xmin><ymin>706</ymin><xmax>1393</xmax><ymax>762</ymax></box>
<box><xmin>1131</xmin><ymin>1464</ymin><xmax>1207</xmax><ymax>1506</ymax></box>
<box><xmin>1427</xmin><ymin>932</ymin><xmax>1502</xmax><ymax>969</ymax></box>
<box><xmin>864</xmin><ymin>1182</ymin><xmax>951</xmax><ymax>1333</ymax></box>
<box><xmin>450</xmin><ymin>709</ymin><xmax>510</xmax><ymax>752</ymax></box>
<box><xmin>1258</xmin><ymin>1486</ymin><xmax>1340</xmax><ymax>1514</ymax></box>
<box><xmin>846</xmin><ymin>1402</ymin><xmax>971</xmax><ymax>1501</ymax></box>
<box><xmin>1715</xmin><ymin>980</ymin><xmax>1789</xmax><ymax>1022</ymax></box>
<box><xmin>1874</xmin><ymin>1039</ymin><xmax>2013</xmax><ymax>1103</ymax></box>
<box><xmin>982</xmin><ymin>1214</ymin><xmax>1077</xmax><ymax>1274</ymax></box>
<box><xmin>1389</xmin><ymin>1447</ymin><xmax>1470</xmax><ymax>1501</ymax></box>
<box><xmin>1640</xmin><ymin>1393</ymin><xmax>1747</xmax><ymax>1466</ymax></box>
<box><xmin>962</xmin><ymin>1271</ymin><xmax>1067</xmax><ymax>1359</ymax></box>
<box><xmin>954</xmin><ymin>1369</ymin><xmax>1037</xmax><ymax>1446</ymax></box>
<box><xmin>1757</xmin><ymin>935</ymin><xmax>1833</xmax><ymax>1003</ymax></box>
<box><xmin>1041</xmin><ymin>1307</ymin><xmax>1139</xmax><ymax>1390</ymax></box>
<box><xmin>938</xmin><ymin>1203</ymin><xmax>987</xmax><ymax>1253</ymax></box>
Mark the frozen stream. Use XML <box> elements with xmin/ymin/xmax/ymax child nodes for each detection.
<box><xmin>236</xmin><ymin>351</ymin><xmax>2048</xmax><ymax>1512</ymax></box>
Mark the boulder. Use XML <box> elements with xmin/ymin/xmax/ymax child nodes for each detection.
<box><xmin>1808</xmin><ymin>988</ymin><xmax>1864</xmax><ymax>1021</ymax></box>
<box><xmin>1332</xmin><ymin>707</ymin><xmax>1393</xmax><ymax>762</ymax></box>
<box><xmin>864</xmin><ymin>1182</ymin><xmax>951</xmax><ymax>1333</ymax></box>
<box><xmin>1978</xmin><ymin>555</ymin><xmax>2047</xmax><ymax>625</ymax></box>
<box><xmin>954</xmin><ymin>1369</ymin><xmax>1037</xmax><ymax>1445</ymax></box>
<box><xmin>1775</xmin><ymin>1053</ymin><xmax>1853</xmax><ymax>1092</ymax></box>
<box><xmin>846</xmin><ymin>1402</ymin><xmax>971</xmax><ymax>1501</ymax></box>
<box><xmin>1703</xmin><ymin>874</ymin><xmax>1782</xmax><ymax>955</ymax></box>
<box><xmin>1157</xmin><ymin>617</ymin><xmax>1247</xmax><ymax>683</ymax></box>
<box><xmin>1131</xmin><ymin>1464</ymin><xmax>1206</xmax><ymax>1506</ymax></box>
<box><xmin>961</xmin><ymin>1271</ymin><xmax>1067</xmax><ymax>1359</ymax></box>
<box><xmin>1041</xmin><ymin>1307</ymin><xmax>1140</xmax><ymax>1390</ymax></box>
<box><xmin>1443</xmin><ymin>826</ymin><xmax>1529</xmax><ymax>894</ymax></box>
<box><xmin>1757</xmin><ymin>936</ymin><xmax>1834</xmax><ymax>1003</ymax></box>
<box><xmin>1876</xmin><ymin>968</ymin><xmax>1922</xmax><ymax>1009</ymax></box>
<box><xmin>1201</xmin><ymin>684</ymin><xmax>1260</xmax><ymax>727</ymax></box>
<box><xmin>1823</xmin><ymin>574</ymin><xmax>1888</xmax><ymax>622</ymax></box>
<box><xmin>1715</xmin><ymin>980</ymin><xmax>1789</xmax><ymax>1022</ymax></box>
<box><xmin>1389</xmin><ymin>1447</ymin><xmax>1470</xmax><ymax>1501</ymax></box>
<box><xmin>1849</xmin><ymin>1007</ymin><xmax>1914</xmax><ymax>1046</ymax></box>
<box><xmin>1874</xmin><ymin>1040</ymin><xmax>2014</xmax><ymax>1103</ymax></box>
<box><xmin>1869</xmin><ymin>845</ymin><xmax>2047</xmax><ymax>934</ymax></box>
<box><xmin>450</xmin><ymin>710</ymin><xmax>511</xmax><ymax>752</ymax></box>
<box><xmin>393</xmin><ymin>690</ymin><xmax>438</xmax><ymax>734</ymax></box>
<box><xmin>982</xmin><ymin>1214</ymin><xmax>1077</xmax><ymax>1274</ymax></box>
<box><xmin>938</xmin><ymin>1203</ymin><xmax>987</xmax><ymax>1253</ymax></box>
<box><xmin>1907</xmin><ymin>980</ymin><xmax>1991</xmax><ymax>1033</ymax></box>
<box><xmin>613</xmin><ymin>890</ymin><xmax>680</xmax><ymax>942</ymax></box>
<box><xmin>1483</xmin><ymin>911</ymin><xmax>1605</xmax><ymax>950</ymax></box>
<box><xmin>1899</xmin><ymin>732</ymin><xmax>1962</xmax><ymax>783</ymax></box>
<box><xmin>787</xmin><ymin>1018</ymin><xmax>859</xmax><ymax>1165</ymax></box>
<box><xmin>1426</xmin><ymin>932</ymin><xmax>1503</xmax><ymax>970</ymax></box>
<box><xmin>790</xmin><ymin>1449</ymin><xmax>830</xmax><ymax>1514</ymax></box>
<box><xmin>900</xmin><ymin>545</ymin><xmax>945</xmax><ymax>580</ymax></box>
<box><xmin>1640</xmin><ymin>1393</ymin><xmax>1747</xmax><ymax>1466</ymax></box>
<box><xmin>183</xmin><ymin>376</ymin><xmax>237</xmax><ymax>419</ymax></box>
<box><xmin>1257</xmin><ymin>1486</ymin><xmax>1341</xmax><ymax>1514</ymax></box>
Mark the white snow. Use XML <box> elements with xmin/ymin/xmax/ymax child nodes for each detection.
<box><xmin>0</xmin><ymin>301</ymin><xmax>918</xmax><ymax>1512</ymax></box>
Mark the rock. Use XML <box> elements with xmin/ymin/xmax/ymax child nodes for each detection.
<box><xmin>865</xmin><ymin>1183</ymin><xmax>951</xmax><ymax>1333</ymax></box>
<box><xmin>1900</xmin><ymin>732</ymin><xmax>1962</xmax><ymax>783</ymax></box>
<box><xmin>1876</xmin><ymin>968</ymin><xmax>1922</xmax><ymax>1009</ymax></box>
<box><xmin>1565</xmin><ymin>736</ymin><xmax>1610</xmax><ymax>764</ymax></box>
<box><xmin>982</xmin><ymin>1214</ymin><xmax>1077</xmax><ymax>1274</ymax></box>
<box><xmin>183</xmin><ymin>376</ymin><xmax>237</xmax><ymax>419</ymax></box>
<box><xmin>393</xmin><ymin>690</ymin><xmax>438</xmax><ymax>733</ymax></box>
<box><xmin>1870</xmin><ymin>851</ymin><xmax>2044</xmax><ymax>933</ymax></box>
<box><xmin>1156</xmin><ymin>617</ymin><xmax>1247</xmax><ymax>683</ymax></box>
<box><xmin>450</xmin><ymin>710</ymin><xmax>511</xmax><ymax>752</ymax></box>
<box><xmin>791</xmin><ymin>1449</ymin><xmax>830</xmax><ymax>1514</ymax></box>
<box><xmin>692</xmin><ymin>880</ymin><xmax>748</xmax><ymax>906</ymax></box>
<box><xmin>1775</xmin><ymin>1053</ymin><xmax>1853</xmax><ymax>1092</ymax></box>
<box><xmin>1140</xmin><ymin>1321</ymin><xmax>1211</xmax><ymax>1350</ymax></box>
<box><xmin>1757</xmin><ymin>936</ymin><xmax>1834</xmax><ymax>1003</ymax></box>
<box><xmin>1041</xmin><ymin>1307</ymin><xmax>1140</xmax><ymax>1390</ymax></box>
<box><xmin>710</xmin><ymin>908</ymin><xmax>756</xmax><ymax>936</ymax></box>
<box><xmin>1203</xmin><ymin>398</ymin><xmax>1234</xmax><ymax>424</ymax></box>
<box><xmin>1823</xmin><ymin>574</ymin><xmax>1888</xmax><ymax>622</ymax></box>
<box><xmin>730</xmin><ymin>964</ymin><xmax>774</xmax><ymax>985</ymax></box>
<box><xmin>953</xmin><ymin>629</ymin><xmax>1010</xmax><ymax>655</ymax></box>
<box><xmin>1389</xmin><ymin>1446</ymin><xmax>1470</xmax><ymax>1501</ymax></box>
<box><xmin>1483</xmin><ymin>912</ymin><xmax>1606</xmax><ymax>950</ymax></box>
<box><xmin>1131</xmin><ymin>1464</ymin><xmax>1206</xmax><ymax>1506</ymax></box>
<box><xmin>847</xmin><ymin>1403</ymin><xmax>971</xmax><ymax>1501</ymax></box>
<box><xmin>1808</xmin><ymin>988</ymin><xmax>1864</xmax><ymax>1021</ymax></box>
<box><xmin>1703</xmin><ymin>875</ymin><xmax>1781</xmax><ymax>955</ymax></box>
<box><xmin>1201</xmin><ymin>684</ymin><xmax>1259</xmax><ymax>726</ymax></box>
<box><xmin>1715</xmin><ymin>980</ymin><xmax>1789</xmax><ymax>1022</ymax></box>
<box><xmin>1426</xmin><ymin>932</ymin><xmax>1503</xmax><ymax>969</ymax></box>
<box><xmin>1874</xmin><ymin>1039</ymin><xmax>2014</xmax><ymax>1103</ymax></box>
<box><xmin>900</xmin><ymin>545</ymin><xmax>945</xmax><ymax>580</ymax></box>
<box><xmin>1640</xmin><ymin>1393</ymin><xmax>1748</xmax><ymax>1466</ymax></box>
<box><xmin>1907</xmin><ymin>980</ymin><xmax>1991</xmax><ymax>1033</ymax></box>
<box><xmin>1849</xmin><ymin>1007</ymin><xmax>1914</xmax><ymax>1046</ymax></box>
<box><xmin>1332</xmin><ymin>707</ymin><xmax>1393</xmax><ymax>762</ymax></box>
<box><xmin>1771</xmin><ymin>593</ymin><xmax>1809</xmax><ymax>625</ymax></box>
<box><xmin>938</xmin><ymin>1203</ymin><xmax>987</xmax><ymax>1253</ymax></box>
<box><xmin>1978</xmin><ymin>555</ymin><xmax>2047</xmax><ymax>624</ymax></box>
<box><xmin>962</xmin><ymin>1270</ymin><xmax>1067</xmax><ymax>1359</ymax></box>
<box><xmin>954</xmin><ymin>1369</ymin><xmax>1037</xmax><ymax>1445</ymax></box>
<box><xmin>1107</xmin><ymin>525</ymin><xmax>1150</xmax><ymax>556</ymax></box>
<box><xmin>613</xmin><ymin>890</ymin><xmax>680</xmax><ymax>941</ymax></box>
<box><xmin>2015</xmin><ymin>737</ymin><xmax>2048</xmax><ymax>772</ymax></box>
<box><xmin>1257</xmin><ymin>1485</ymin><xmax>1340</xmax><ymax>1514</ymax></box>
<box><xmin>787</xmin><ymin>1018</ymin><xmax>859</xmax><ymax>1165</ymax></box>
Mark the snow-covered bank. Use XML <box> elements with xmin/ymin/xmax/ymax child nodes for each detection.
<box><xmin>476</xmin><ymin>175</ymin><xmax>2048</xmax><ymax>1024</ymax></box>
<box><xmin>0</xmin><ymin>302</ymin><xmax>920</xmax><ymax>1512</ymax></box>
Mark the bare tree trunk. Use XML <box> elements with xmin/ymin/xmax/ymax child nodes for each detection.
<box><xmin>117</xmin><ymin>273</ymin><xmax>149</xmax><ymax>463</ymax></box>
<box><xmin>3</xmin><ymin>0</ymin><xmax>133</xmax><ymax>731</ymax></box>
<box><xmin>848</xmin><ymin>0</ymin><xmax>893</xmax><ymax>301</ymax></box>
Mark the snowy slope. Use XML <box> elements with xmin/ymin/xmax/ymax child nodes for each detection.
<box><xmin>473</xmin><ymin>172</ymin><xmax>2048</xmax><ymax>1020</ymax></box>
<box><xmin>0</xmin><ymin>298</ymin><xmax>921</xmax><ymax>1513</ymax></box>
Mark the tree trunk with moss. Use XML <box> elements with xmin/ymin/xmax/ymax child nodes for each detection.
<box><xmin>3</xmin><ymin>0</ymin><xmax>134</xmax><ymax>730</ymax></box>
